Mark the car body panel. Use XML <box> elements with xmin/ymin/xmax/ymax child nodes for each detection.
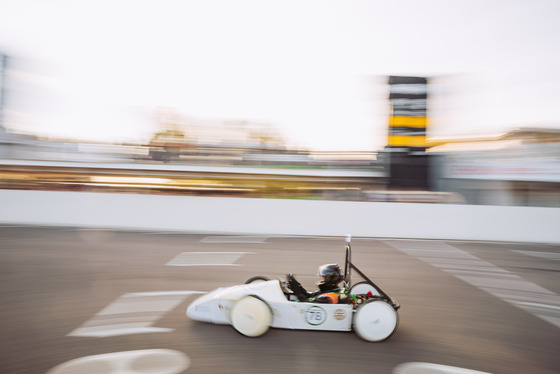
<box><xmin>187</xmin><ymin>280</ymin><xmax>353</xmax><ymax>331</ymax></box>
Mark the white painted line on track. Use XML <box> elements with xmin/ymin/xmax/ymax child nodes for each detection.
<box><xmin>166</xmin><ymin>251</ymin><xmax>254</xmax><ymax>266</ymax></box>
<box><xmin>394</xmin><ymin>362</ymin><xmax>492</xmax><ymax>374</ymax></box>
<box><xmin>200</xmin><ymin>235</ymin><xmax>269</xmax><ymax>243</ymax></box>
<box><xmin>129</xmin><ymin>290</ymin><xmax>203</xmax><ymax>297</ymax></box>
<box><xmin>513</xmin><ymin>301</ymin><xmax>560</xmax><ymax>311</ymax></box>
<box><xmin>512</xmin><ymin>250</ymin><xmax>560</xmax><ymax>261</ymax></box>
<box><xmin>47</xmin><ymin>349</ymin><xmax>190</xmax><ymax>374</ymax></box>
<box><xmin>73</xmin><ymin>327</ymin><xmax>175</xmax><ymax>338</ymax></box>
<box><xmin>68</xmin><ymin>291</ymin><xmax>204</xmax><ymax>338</ymax></box>
<box><xmin>384</xmin><ymin>240</ymin><xmax>560</xmax><ymax>329</ymax></box>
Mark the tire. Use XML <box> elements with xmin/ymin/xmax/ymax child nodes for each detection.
<box><xmin>349</xmin><ymin>281</ymin><xmax>381</xmax><ymax>297</ymax></box>
<box><xmin>244</xmin><ymin>276</ymin><xmax>270</xmax><ymax>284</ymax></box>
<box><xmin>353</xmin><ymin>299</ymin><xmax>398</xmax><ymax>342</ymax></box>
<box><xmin>230</xmin><ymin>296</ymin><xmax>272</xmax><ymax>337</ymax></box>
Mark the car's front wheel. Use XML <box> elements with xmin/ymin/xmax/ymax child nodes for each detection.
<box><xmin>353</xmin><ymin>299</ymin><xmax>398</xmax><ymax>342</ymax></box>
<box><xmin>349</xmin><ymin>281</ymin><xmax>381</xmax><ymax>297</ymax></box>
<box><xmin>230</xmin><ymin>295</ymin><xmax>272</xmax><ymax>337</ymax></box>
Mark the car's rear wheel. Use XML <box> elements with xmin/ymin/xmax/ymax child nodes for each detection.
<box><xmin>353</xmin><ymin>299</ymin><xmax>398</xmax><ymax>342</ymax></box>
<box><xmin>244</xmin><ymin>276</ymin><xmax>270</xmax><ymax>284</ymax></box>
<box><xmin>230</xmin><ymin>295</ymin><xmax>272</xmax><ymax>337</ymax></box>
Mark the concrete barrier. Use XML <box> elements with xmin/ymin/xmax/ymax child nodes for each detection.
<box><xmin>1</xmin><ymin>190</ymin><xmax>559</xmax><ymax>244</ymax></box>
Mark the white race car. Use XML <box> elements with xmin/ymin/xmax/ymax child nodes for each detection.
<box><xmin>187</xmin><ymin>235</ymin><xmax>400</xmax><ymax>342</ymax></box>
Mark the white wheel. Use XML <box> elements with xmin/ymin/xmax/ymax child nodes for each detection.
<box><xmin>349</xmin><ymin>281</ymin><xmax>381</xmax><ymax>297</ymax></box>
<box><xmin>230</xmin><ymin>296</ymin><xmax>272</xmax><ymax>337</ymax></box>
<box><xmin>353</xmin><ymin>300</ymin><xmax>398</xmax><ymax>342</ymax></box>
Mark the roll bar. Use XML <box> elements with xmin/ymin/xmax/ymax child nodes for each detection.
<box><xmin>343</xmin><ymin>234</ymin><xmax>352</xmax><ymax>288</ymax></box>
<box><xmin>343</xmin><ymin>234</ymin><xmax>399</xmax><ymax>309</ymax></box>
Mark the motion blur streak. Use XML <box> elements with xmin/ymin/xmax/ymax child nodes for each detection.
<box><xmin>46</xmin><ymin>349</ymin><xmax>190</xmax><ymax>374</ymax></box>
<box><xmin>393</xmin><ymin>362</ymin><xmax>492</xmax><ymax>374</ymax></box>
<box><xmin>165</xmin><ymin>252</ymin><xmax>254</xmax><ymax>266</ymax></box>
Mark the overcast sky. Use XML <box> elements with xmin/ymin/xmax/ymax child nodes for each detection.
<box><xmin>1</xmin><ymin>0</ymin><xmax>560</xmax><ymax>150</ymax></box>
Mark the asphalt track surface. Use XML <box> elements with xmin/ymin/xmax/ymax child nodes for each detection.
<box><xmin>1</xmin><ymin>226</ymin><xmax>559</xmax><ymax>374</ymax></box>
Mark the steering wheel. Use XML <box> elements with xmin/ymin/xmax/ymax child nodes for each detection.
<box><xmin>286</xmin><ymin>274</ymin><xmax>309</xmax><ymax>302</ymax></box>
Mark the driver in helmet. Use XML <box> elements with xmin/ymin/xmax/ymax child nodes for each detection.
<box><xmin>286</xmin><ymin>264</ymin><xmax>348</xmax><ymax>304</ymax></box>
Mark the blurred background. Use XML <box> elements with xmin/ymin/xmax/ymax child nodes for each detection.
<box><xmin>1</xmin><ymin>0</ymin><xmax>560</xmax><ymax>207</ymax></box>
<box><xmin>2</xmin><ymin>2</ymin><xmax>560</xmax><ymax>374</ymax></box>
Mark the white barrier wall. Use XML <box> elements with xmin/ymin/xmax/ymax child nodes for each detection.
<box><xmin>1</xmin><ymin>189</ymin><xmax>559</xmax><ymax>244</ymax></box>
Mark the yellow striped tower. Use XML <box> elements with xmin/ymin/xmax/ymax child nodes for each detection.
<box><xmin>385</xmin><ymin>76</ymin><xmax>431</xmax><ymax>190</ymax></box>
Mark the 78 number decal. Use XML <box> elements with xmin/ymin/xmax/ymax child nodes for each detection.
<box><xmin>305</xmin><ymin>306</ymin><xmax>327</xmax><ymax>325</ymax></box>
